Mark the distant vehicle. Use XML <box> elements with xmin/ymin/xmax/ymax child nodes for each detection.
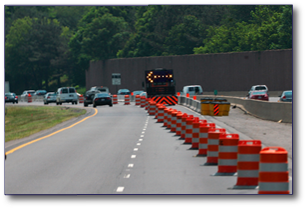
<box><xmin>93</xmin><ymin>93</ymin><xmax>113</xmax><ymax>107</ymax></box>
<box><xmin>5</xmin><ymin>93</ymin><xmax>18</xmax><ymax>104</ymax></box>
<box><xmin>20</xmin><ymin>90</ymin><xmax>35</xmax><ymax>102</ymax></box>
<box><xmin>43</xmin><ymin>92</ymin><xmax>57</xmax><ymax>105</ymax></box>
<box><xmin>35</xmin><ymin>90</ymin><xmax>47</xmax><ymax>96</ymax></box>
<box><xmin>140</xmin><ymin>92</ymin><xmax>147</xmax><ymax>97</ymax></box>
<box><xmin>182</xmin><ymin>85</ymin><xmax>203</xmax><ymax>96</ymax></box>
<box><xmin>56</xmin><ymin>87</ymin><xmax>78</xmax><ymax>105</ymax></box>
<box><xmin>90</xmin><ymin>86</ymin><xmax>110</xmax><ymax>95</ymax></box>
<box><xmin>247</xmin><ymin>85</ymin><xmax>268</xmax><ymax>97</ymax></box>
<box><xmin>118</xmin><ymin>89</ymin><xmax>130</xmax><ymax>95</ymax></box>
<box><xmin>278</xmin><ymin>90</ymin><xmax>292</xmax><ymax>102</ymax></box>
<box><xmin>133</xmin><ymin>90</ymin><xmax>144</xmax><ymax>95</ymax></box>
<box><xmin>248</xmin><ymin>90</ymin><xmax>269</xmax><ymax>101</ymax></box>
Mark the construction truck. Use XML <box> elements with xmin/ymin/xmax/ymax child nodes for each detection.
<box><xmin>144</xmin><ymin>68</ymin><xmax>177</xmax><ymax>105</ymax></box>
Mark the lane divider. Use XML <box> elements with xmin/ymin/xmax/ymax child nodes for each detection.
<box><xmin>5</xmin><ymin>108</ymin><xmax>98</xmax><ymax>156</ymax></box>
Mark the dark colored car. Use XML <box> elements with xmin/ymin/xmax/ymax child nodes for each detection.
<box><xmin>118</xmin><ymin>89</ymin><xmax>130</xmax><ymax>95</ymax></box>
<box><xmin>278</xmin><ymin>90</ymin><xmax>292</xmax><ymax>102</ymax></box>
<box><xmin>248</xmin><ymin>91</ymin><xmax>269</xmax><ymax>101</ymax></box>
<box><xmin>93</xmin><ymin>93</ymin><xmax>113</xmax><ymax>107</ymax></box>
<box><xmin>84</xmin><ymin>90</ymin><xmax>100</xmax><ymax>107</ymax></box>
<box><xmin>5</xmin><ymin>93</ymin><xmax>18</xmax><ymax>104</ymax></box>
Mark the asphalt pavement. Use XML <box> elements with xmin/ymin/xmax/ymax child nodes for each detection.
<box><xmin>4</xmin><ymin>101</ymin><xmax>293</xmax><ymax>194</ymax></box>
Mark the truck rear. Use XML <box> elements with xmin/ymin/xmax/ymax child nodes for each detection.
<box><xmin>144</xmin><ymin>68</ymin><xmax>177</xmax><ymax>105</ymax></box>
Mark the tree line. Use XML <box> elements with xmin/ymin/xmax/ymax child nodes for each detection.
<box><xmin>5</xmin><ymin>5</ymin><xmax>292</xmax><ymax>94</ymax></box>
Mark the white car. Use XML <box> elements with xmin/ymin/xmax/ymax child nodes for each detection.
<box><xmin>247</xmin><ymin>85</ymin><xmax>268</xmax><ymax>97</ymax></box>
<box><xmin>56</xmin><ymin>87</ymin><xmax>78</xmax><ymax>105</ymax></box>
<box><xmin>20</xmin><ymin>90</ymin><xmax>35</xmax><ymax>102</ymax></box>
<box><xmin>182</xmin><ymin>85</ymin><xmax>203</xmax><ymax>96</ymax></box>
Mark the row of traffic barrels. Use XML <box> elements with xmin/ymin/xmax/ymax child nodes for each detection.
<box><xmin>141</xmin><ymin>99</ymin><xmax>290</xmax><ymax>194</ymax></box>
<box><xmin>200</xmin><ymin>97</ymin><xmax>230</xmax><ymax>116</ymax></box>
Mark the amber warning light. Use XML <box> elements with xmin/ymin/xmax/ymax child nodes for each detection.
<box><xmin>146</xmin><ymin>70</ymin><xmax>173</xmax><ymax>83</ymax></box>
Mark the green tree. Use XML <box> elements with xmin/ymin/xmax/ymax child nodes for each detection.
<box><xmin>163</xmin><ymin>15</ymin><xmax>205</xmax><ymax>55</ymax></box>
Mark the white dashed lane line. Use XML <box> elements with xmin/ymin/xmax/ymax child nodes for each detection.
<box><xmin>117</xmin><ymin>117</ymin><xmax>149</xmax><ymax>193</ymax></box>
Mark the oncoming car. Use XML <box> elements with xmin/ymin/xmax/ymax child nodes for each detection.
<box><xmin>117</xmin><ymin>89</ymin><xmax>130</xmax><ymax>95</ymax></box>
<box><xmin>93</xmin><ymin>93</ymin><xmax>113</xmax><ymax>107</ymax></box>
<box><xmin>248</xmin><ymin>91</ymin><xmax>269</xmax><ymax>101</ymax></box>
<box><xmin>247</xmin><ymin>85</ymin><xmax>268</xmax><ymax>97</ymax></box>
<box><xmin>278</xmin><ymin>90</ymin><xmax>292</xmax><ymax>102</ymax></box>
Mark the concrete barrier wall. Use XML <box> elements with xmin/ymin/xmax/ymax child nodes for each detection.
<box><xmin>179</xmin><ymin>95</ymin><xmax>292</xmax><ymax>123</ymax></box>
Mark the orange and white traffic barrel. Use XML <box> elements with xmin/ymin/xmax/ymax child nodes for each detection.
<box><xmin>28</xmin><ymin>93</ymin><xmax>32</xmax><ymax>103</ymax></box>
<box><xmin>79</xmin><ymin>95</ymin><xmax>84</xmax><ymax>103</ymax></box>
<box><xmin>124</xmin><ymin>95</ymin><xmax>130</xmax><ymax>105</ymax></box>
<box><xmin>175</xmin><ymin>112</ymin><xmax>185</xmax><ymax>136</ymax></box>
<box><xmin>112</xmin><ymin>95</ymin><xmax>118</xmax><ymax>104</ymax></box>
<box><xmin>190</xmin><ymin>118</ymin><xmax>201</xmax><ymax>149</ymax></box>
<box><xmin>163</xmin><ymin>108</ymin><xmax>169</xmax><ymax>127</ymax></box>
<box><xmin>154</xmin><ymin>103</ymin><xmax>159</xmax><ymax>119</ymax></box>
<box><xmin>213</xmin><ymin>133</ymin><xmax>240</xmax><ymax>176</ymax></box>
<box><xmin>157</xmin><ymin>105</ymin><xmax>165</xmax><ymax>123</ymax></box>
<box><xmin>145</xmin><ymin>98</ymin><xmax>149</xmax><ymax>110</ymax></box>
<box><xmin>140</xmin><ymin>96</ymin><xmax>146</xmax><ymax>107</ymax></box>
<box><xmin>182</xmin><ymin>115</ymin><xmax>193</xmax><ymax>140</ymax></box>
<box><xmin>197</xmin><ymin>123</ymin><xmax>215</xmax><ymax>156</ymax></box>
<box><xmin>148</xmin><ymin>101</ymin><xmax>156</xmax><ymax>116</ymax></box>
<box><xmin>258</xmin><ymin>147</ymin><xmax>289</xmax><ymax>194</ymax></box>
<box><xmin>184</xmin><ymin>117</ymin><xmax>195</xmax><ymax>144</ymax></box>
<box><xmin>135</xmin><ymin>95</ymin><xmax>141</xmax><ymax>105</ymax></box>
<box><xmin>233</xmin><ymin>140</ymin><xmax>262</xmax><ymax>189</ymax></box>
<box><xmin>166</xmin><ymin>109</ymin><xmax>173</xmax><ymax>129</ymax></box>
<box><xmin>205</xmin><ymin>128</ymin><xmax>226</xmax><ymax>165</ymax></box>
<box><xmin>170</xmin><ymin>110</ymin><xmax>179</xmax><ymax>132</ymax></box>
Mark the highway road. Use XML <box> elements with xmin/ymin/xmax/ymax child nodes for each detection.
<box><xmin>5</xmin><ymin>101</ymin><xmax>292</xmax><ymax>194</ymax></box>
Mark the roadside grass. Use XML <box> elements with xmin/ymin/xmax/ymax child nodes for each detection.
<box><xmin>5</xmin><ymin>106</ymin><xmax>86</xmax><ymax>142</ymax></box>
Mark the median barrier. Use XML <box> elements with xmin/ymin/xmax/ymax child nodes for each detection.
<box><xmin>178</xmin><ymin>95</ymin><xmax>292</xmax><ymax>123</ymax></box>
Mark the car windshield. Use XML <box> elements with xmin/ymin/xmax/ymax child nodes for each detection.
<box><xmin>119</xmin><ymin>89</ymin><xmax>129</xmax><ymax>92</ymax></box>
<box><xmin>48</xmin><ymin>93</ymin><xmax>56</xmax><ymax>96</ymax></box>
<box><xmin>252</xmin><ymin>91</ymin><xmax>266</xmax><ymax>95</ymax></box>
<box><xmin>284</xmin><ymin>92</ymin><xmax>292</xmax><ymax>96</ymax></box>
<box><xmin>96</xmin><ymin>93</ymin><xmax>109</xmax><ymax>97</ymax></box>
<box><xmin>255</xmin><ymin>86</ymin><xmax>267</xmax><ymax>90</ymax></box>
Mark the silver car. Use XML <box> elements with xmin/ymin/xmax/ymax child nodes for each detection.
<box><xmin>43</xmin><ymin>92</ymin><xmax>57</xmax><ymax>105</ymax></box>
<box><xmin>56</xmin><ymin>87</ymin><xmax>78</xmax><ymax>105</ymax></box>
<box><xmin>20</xmin><ymin>90</ymin><xmax>35</xmax><ymax>102</ymax></box>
